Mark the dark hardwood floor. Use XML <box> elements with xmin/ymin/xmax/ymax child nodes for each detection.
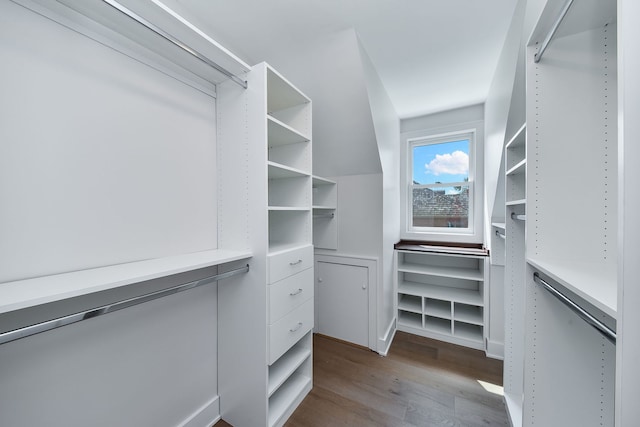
<box><xmin>216</xmin><ymin>332</ymin><xmax>508</xmax><ymax>426</ymax></box>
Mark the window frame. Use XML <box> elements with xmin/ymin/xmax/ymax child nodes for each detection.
<box><xmin>401</xmin><ymin>126</ymin><xmax>484</xmax><ymax>243</ymax></box>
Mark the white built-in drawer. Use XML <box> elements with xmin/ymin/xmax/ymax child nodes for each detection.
<box><xmin>269</xmin><ymin>268</ymin><xmax>313</xmax><ymax>324</ymax></box>
<box><xmin>268</xmin><ymin>244</ymin><xmax>313</xmax><ymax>284</ymax></box>
<box><xmin>269</xmin><ymin>298</ymin><xmax>314</xmax><ymax>365</ymax></box>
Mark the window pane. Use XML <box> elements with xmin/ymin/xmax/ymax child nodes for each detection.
<box><xmin>412</xmin><ymin>139</ymin><xmax>469</xmax><ymax>185</ymax></box>
<box><xmin>412</xmin><ymin>185</ymin><xmax>469</xmax><ymax>228</ymax></box>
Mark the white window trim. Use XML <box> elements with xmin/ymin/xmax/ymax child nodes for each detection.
<box><xmin>400</xmin><ymin>122</ymin><xmax>484</xmax><ymax>244</ymax></box>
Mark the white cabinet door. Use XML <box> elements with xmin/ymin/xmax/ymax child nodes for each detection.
<box><xmin>316</xmin><ymin>261</ymin><xmax>368</xmax><ymax>347</ymax></box>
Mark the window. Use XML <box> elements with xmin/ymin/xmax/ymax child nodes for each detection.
<box><xmin>406</xmin><ymin>130</ymin><xmax>478</xmax><ymax>236</ymax></box>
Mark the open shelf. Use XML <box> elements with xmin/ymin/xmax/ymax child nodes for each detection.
<box><xmin>424</xmin><ymin>298</ymin><xmax>452</xmax><ymax>319</ymax></box>
<box><xmin>527</xmin><ymin>257</ymin><xmax>616</xmax><ymax>318</ymax></box>
<box><xmin>267</xmin><ymin>67</ymin><xmax>310</xmax><ymax>113</ymax></box>
<box><xmin>506</xmin><ymin>199</ymin><xmax>527</xmax><ymax>207</ymax></box>
<box><xmin>268</xmin><ymin>346</ymin><xmax>311</xmax><ymax>398</ymax></box>
<box><xmin>398</xmin><ymin>310</ymin><xmax>423</xmax><ymax>329</ymax></box>
<box><xmin>453</xmin><ymin>322</ymin><xmax>483</xmax><ymax>342</ymax></box>
<box><xmin>268</xmin><ymin>116</ymin><xmax>310</xmax><ymax>147</ymax></box>
<box><xmin>0</xmin><ymin>249</ymin><xmax>252</xmax><ymax>314</ymax></box>
<box><xmin>398</xmin><ymin>262</ymin><xmax>483</xmax><ymax>281</ymax></box>
<box><xmin>398</xmin><ymin>294</ymin><xmax>422</xmax><ymax>313</ymax></box>
<box><xmin>506</xmin><ymin>159</ymin><xmax>526</xmax><ymax>176</ymax></box>
<box><xmin>267</xmin><ymin>162</ymin><xmax>310</xmax><ymax>179</ymax></box>
<box><xmin>267</xmin><ymin>373</ymin><xmax>311</xmax><ymax>427</ymax></box>
<box><xmin>454</xmin><ymin>303</ymin><xmax>483</xmax><ymax>325</ymax></box>
<box><xmin>398</xmin><ymin>280</ymin><xmax>483</xmax><ymax>306</ymax></box>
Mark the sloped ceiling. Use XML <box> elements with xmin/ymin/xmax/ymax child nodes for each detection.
<box><xmin>170</xmin><ymin>0</ymin><xmax>518</xmax><ymax>119</ymax></box>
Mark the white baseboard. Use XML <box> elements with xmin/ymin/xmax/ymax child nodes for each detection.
<box><xmin>377</xmin><ymin>317</ymin><xmax>397</xmax><ymax>356</ymax></box>
<box><xmin>486</xmin><ymin>339</ymin><xmax>505</xmax><ymax>360</ymax></box>
<box><xmin>178</xmin><ymin>395</ymin><xmax>220</xmax><ymax>427</ymax></box>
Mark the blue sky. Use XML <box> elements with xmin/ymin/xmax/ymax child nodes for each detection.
<box><xmin>413</xmin><ymin>139</ymin><xmax>469</xmax><ymax>185</ymax></box>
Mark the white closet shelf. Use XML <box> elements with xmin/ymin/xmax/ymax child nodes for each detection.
<box><xmin>268</xmin><ymin>346</ymin><xmax>311</xmax><ymax>397</ymax></box>
<box><xmin>0</xmin><ymin>249</ymin><xmax>252</xmax><ymax>314</ymax></box>
<box><xmin>398</xmin><ymin>262</ymin><xmax>484</xmax><ymax>281</ymax></box>
<box><xmin>268</xmin><ymin>373</ymin><xmax>311</xmax><ymax>427</ymax></box>
<box><xmin>398</xmin><ymin>295</ymin><xmax>422</xmax><ymax>313</ymax></box>
<box><xmin>453</xmin><ymin>323</ymin><xmax>483</xmax><ymax>342</ymax></box>
<box><xmin>268</xmin><ymin>206</ymin><xmax>310</xmax><ymax>212</ymax></box>
<box><xmin>454</xmin><ymin>305</ymin><xmax>483</xmax><ymax>325</ymax></box>
<box><xmin>312</xmin><ymin>176</ymin><xmax>336</xmax><ymax>186</ymax></box>
<box><xmin>506</xmin><ymin>199</ymin><xmax>527</xmax><ymax>206</ymax></box>
<box><xmin>312</xmin><ymin>205</ymin><xmax>336</xmax><ymax>210</ymax></box>
<box><xmin>505</xmin><ymin>123</ymin><xmax>526</xmax><ymax>149</ymax></box>
<box><xmin>268</xmin><ymin>162</ymin><xmax>311</xmax><ymax>179</ymax></box>
<box><xmin>492</xmin><ymin>222</ymin><xmax>506</xmax><ymax>230</ymax></box>
<box><xmin>398</xmin><ymin>281</ymin><xmax>483</xmax><ymax>306</ymax></box>
<box><xmin>506</xmin><ymin>159</ymin><xmax>526</xmax><ymax>176</ymax></box>
<box><xmin>266</xmin><ymin>66</ymin><xmax>310</xmax><ymax>113</ymax></box>
<box><xmin>527</xmin><ymin>256</ymin><xmax>617</xmax><ymax>317</ymax></box>
<box><xmin>268</xmin><ymin>116</ymin><xmax>310</xmax><ymax>147</ymax></box>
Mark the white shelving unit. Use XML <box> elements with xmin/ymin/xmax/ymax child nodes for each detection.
<box><xmin>217</xmin><ymin>62</ymin><xmax>313</xmax><ymax>427</ymax></box>
<box><xmin>312</xmin><ymin>176</ymin><xmax>337</xmax><ymax>250</ymax></box>
<box><xmin>395</xmin><ymin>247</ymin><xmax>488</xmax><ymax>350</ymax></box>
<box><xmin>521</xmin><ymin>0</ymin><xmax>617</xmax><ymax>425</ymax></box>
<box><xmin>502</xmin><ymin>123</ymin><xmax>526</xmax><ymax>427</ymax></box>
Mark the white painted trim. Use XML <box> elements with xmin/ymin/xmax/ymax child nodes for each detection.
<box><xmin>314</xmin><ymin>253</ymin><xmax>378</xmax><ymax>351</ymax></box>
<box><xmin>486</xmin><ymin>340</ymin><xmax>505</xmax><ymax>360</ymax></box>
<box><xmin>400</xmin><ymin>119</ymin><xmax>485</xmax><ymax>244</ymax></box>
<box><xmin>178</xmin><ymin>395</ymin><xmax>220</xmax><ymax>427</ymax></box>
<box><xmin>377</xmin><ymin>317</ymin><xmax>397</xmax><ymax>356</ymax></box>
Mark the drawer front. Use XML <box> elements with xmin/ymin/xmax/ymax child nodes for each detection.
<box><xmin>269</xmin><ymin>268</ymin><xmax>314</xmax><ymax>324</ymax></box>
<box><xmin>269</xmin><ymin>298</ymin><xmax>314</xmax><ymax>365</ymax></box>
<box><xmin>268</xmin><ymin>244</ymin><xmax>313</xmax><ymax>284</ymax></box>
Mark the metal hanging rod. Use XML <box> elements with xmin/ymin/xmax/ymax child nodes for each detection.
<box><xmin>0</xmin><ymin>264</ymin><xmax>249</xmax><ymax>346</ymax></box>
<box><xmin>534</xmin><ymin>0</ymin><xmax>575</xmax><ymax>63</ymax></box>
<box><xmin>102</xmin><ymin>0</ymin><xmax>248</xmax><ymax>88</ymax></box>
<box><xmin>313</xmin><ymin>212</ymin><xmax>335</xmax><ymax>219</ymax></box>
<box><xmin>511</xmin><ymin>213</ymin><xmax>526</xmax><ymax>221</ymax></box>
<box><xmin>496</xmin><ymin>230</ymin><xmax>506</xmax><ymax>240</ymax></box>
<box><xmin>533</xmin><ymin>272</ymin><xmax>616</xmax><ymax>344</ymax></box>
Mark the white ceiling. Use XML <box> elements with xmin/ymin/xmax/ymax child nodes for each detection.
<box><xmin>176</xmin><ymin>0</ymin><xmax>519</xmax><ymax>119</ymax></box>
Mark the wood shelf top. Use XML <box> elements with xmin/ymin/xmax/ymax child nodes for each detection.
<box><xmin>0</xmin><ymin>249</ymin><xmax>252</xmax><ymax>314</ymax></box>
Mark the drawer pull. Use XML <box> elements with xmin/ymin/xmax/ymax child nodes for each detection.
<box><xmin>289</xmin><ymin>259</ymin><xmax>303</xmax><ymax>266</ymax></box>
<box><xmin>289</xmin><ymin>322</ymin><xmax>303</xmax><ymax>332</ymax></box>
<box><xmin>289</xmin><ymin>288</ymin><xmax>303</xmax><ymax>296</ymax></box>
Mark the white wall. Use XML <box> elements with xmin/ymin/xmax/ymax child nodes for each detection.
<box><xmin>483</xmin><ymin>0</ymin><xmax>527</xmax><ymax>249</ymax></box>
<box><xmin>358</xmin><ymin>39</ymin><xmax>401</xmax><ymax>352</ymax></box>
<box><xmin>0</xmin><ymin>1</ymin><xmax>218</xmax><ymax>284</ymax></box>
<box><xmin>0</xmin><ymin>3</ymin><xmax>221</xmax><ymax>425</ymax></box>
<box><xmin>265</xmin><ymin>28</ymin><xmax>383</xmax><ymax>178</ymax></box>
<box><xmin>317</xmin><ymin>174</ymin><xmax>383</xmax><ymax>260</ymax></box>
<box><xmin>400</xmin><ymin>106</ymin><xmax>485</xmax><ymax>244</ymax></box>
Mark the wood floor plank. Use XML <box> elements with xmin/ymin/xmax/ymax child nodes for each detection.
<box><xmin>215</xmin><ymin>332</ymin><xmax>509</xmax><ymax>426</ymax></box>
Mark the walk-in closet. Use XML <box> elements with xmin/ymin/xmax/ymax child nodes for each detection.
<box><xmin>1</xmin><ymin>0</ymin><xmax>638</xmax><ymax>426</ymax></box>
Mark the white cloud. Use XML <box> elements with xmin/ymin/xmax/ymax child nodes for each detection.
<box><xmin>425</xmin><ymin>150</ymin><xmax>469</xmax><ymax>176</ymax></box>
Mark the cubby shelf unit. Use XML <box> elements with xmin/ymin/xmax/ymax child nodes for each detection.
<box><xmin>395</xmin><ymin>249</ymin><xmax>488</xmax><ymax>350</ymax></box>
